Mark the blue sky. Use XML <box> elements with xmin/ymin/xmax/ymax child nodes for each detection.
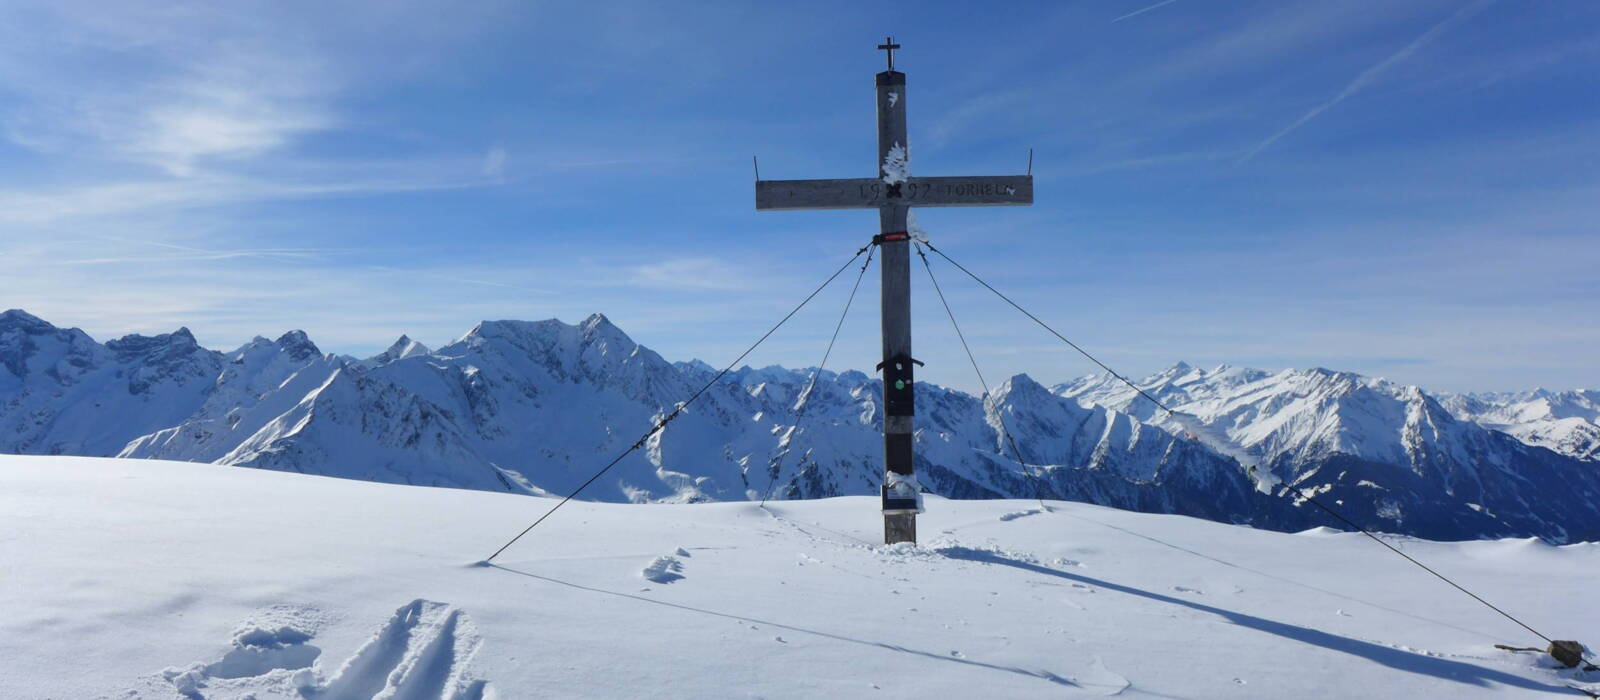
<box><xmin>1</xmin><ymin>0</ymin><xmax>1595</xmax><ymax>393</ymax></box>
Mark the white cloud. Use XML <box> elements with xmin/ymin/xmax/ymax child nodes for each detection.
<box><xmin>131</xmin><ymin>91</ymin><xmax>330</xmax><ymax>176</ymax></box>
<box><xmin>0</xmin><ymin>4</ymin><xmax>335</xmax><ymax>175</ymax></box>
<box><xmin>482</xmin><ymin>146</ymin><xmax>509</xmax><ymax>177</ymax></box>
<box><xmin>627</xmin><ymin>258</ymin><xmax>750</xmax><ymax>290</ymax></box>
<box><xmin>0</xmin><ymin>161</ymin><xmax>494</xmax><ymax>227</ymax></box>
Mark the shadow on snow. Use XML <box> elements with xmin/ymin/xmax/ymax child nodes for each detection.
<box><xmin>935</xmin><ymin>545</ymin><xmax>1571</xmax><ymax>695</ymax></box>
<box><xmin>488</xmin><ymin>564</ymin><xmax>1078</xmax><ymax>689</ymax></box>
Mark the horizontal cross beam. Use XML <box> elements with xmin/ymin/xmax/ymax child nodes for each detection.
<box><xmin>756</xmin><ymin>175</ymin><xmax>1033</xmax><ymax>211</ymax></box>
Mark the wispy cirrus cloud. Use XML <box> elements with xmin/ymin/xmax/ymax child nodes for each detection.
<box><xmin>55</xmin><ymin>236</ymin><xmax>351</xmax><ymax>266</ymax></box>
<box><xmin>626</xmin><ymin>257</ymin><xmax>751</xmax><ymax>291</ymax></box>
<box><xmin>0</xmin><ymin>163</ymin><xmax>496</xmax><ymax>227</ymax></box>
<box><xmin>0</xmin><ymin>1</ymin><xmax>508</xmax><ymax>231</ymax></box>
<box><xmin>0</xmin><ymin>4</ymin><xmax>335</xmax><ymax>175</ymax></box>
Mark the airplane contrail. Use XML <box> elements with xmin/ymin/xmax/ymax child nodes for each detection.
<box><xmin>1113</xmin><ymin>0</ymin><xmax>1180</xmax><ymax>23</ymax></box>
<box><xmin>1238</xmin><ymin>0</ymin><xmax>1496</xmax><ymax>162</ymax></box>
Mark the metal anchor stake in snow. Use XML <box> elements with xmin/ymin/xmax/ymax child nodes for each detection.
<box><xmin>755</xmin><ymin>38</ymin><xmax>1033</xmax><ymax>544</ymax></box>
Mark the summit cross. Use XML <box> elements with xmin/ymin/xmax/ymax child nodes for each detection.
<box><xmin>755</xmin><ymin>40</ymin><xmax>1033</xmax><ymax>544</ymax></box>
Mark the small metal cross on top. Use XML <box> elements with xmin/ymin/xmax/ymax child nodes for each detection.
<box><xmin>877</xmin><ymin>36</ymin><xmax>901</xmax><ymax>71</ymax></box>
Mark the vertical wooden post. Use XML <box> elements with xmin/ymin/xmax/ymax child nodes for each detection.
<box><xmin>877</xmin><ymin>68</ymin><xmax>917</xmax><ymax>545</ymax></box>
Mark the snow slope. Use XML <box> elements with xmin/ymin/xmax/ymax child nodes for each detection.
<box><xmin>1</xmin><ymin>455</ymin><xmax>1596</xmax><ymax>699</ymax></box>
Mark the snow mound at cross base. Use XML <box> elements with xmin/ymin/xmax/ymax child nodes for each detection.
<box><xmin>1</xmin><ymin>455</ymin><xmax>1596</xmax><ymax>699</ymax></box>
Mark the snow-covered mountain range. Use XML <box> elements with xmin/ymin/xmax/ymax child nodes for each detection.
<box><xmin>1055</xmin><ymin>363</ymin><xmax>1600</xmax><ymax>541</ymax></box>
<box><xmin>1438</xmin><ymin>389</ymin><xmax>1600</xmax><ymax>462</ymax></box>
<box><xmin>3</xmin><ymin>309</ymin><xmax>1596</xmax><ymax>541</ymax></box>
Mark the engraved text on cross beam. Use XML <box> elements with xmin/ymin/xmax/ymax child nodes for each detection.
<box><xmin>755</xmin><ymin>175</ymin><xmax>1033</xmax><ymax>211</ymax></box>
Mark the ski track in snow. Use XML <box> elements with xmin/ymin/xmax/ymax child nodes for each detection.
<box><xmin>154</xmin><ymin>600</ymin><xmax>488</xmax><ymax>700</ymax></box>
<box><xmin>320</xmin><ymin>599</ymin><xmax>488</xmax><ymax>700</ymax></box>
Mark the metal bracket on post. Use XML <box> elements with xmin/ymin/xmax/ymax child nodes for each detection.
<box><xmin>875</xmin><ymin>353</ymin><xmax>923</xmax><ymax>418</ymax></box>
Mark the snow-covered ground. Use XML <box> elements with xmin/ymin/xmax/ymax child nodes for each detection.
<box><xmin>3</xmin><ymin>456</ymin><xmax>1596</xmax><ymax>699</ymax></box>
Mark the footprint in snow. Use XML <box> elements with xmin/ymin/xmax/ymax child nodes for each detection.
<box><xmin>1173</xmin><ymin>586</ymin><xmax>1203</xmax><ymax>595</ymax></box>
<box><xmin>1080</xmin><ymin>655</ymin><xmax>1131</xmax><ymax>696</ymax></box>
<box><xmin>999</xmin><ymin>509</ymin><xmax>1043</xmax><ymax>522</ymax></box>
<box><xmin>157</xmin><ymin>600</ymin><xmax>489</xmax><ymax>700</ymax></box>
<box><xmin>157</xmin><ymin>605</ymin><xmax>327</xmax><ymax>698</ymax></box>
<box><xmin>642</xmin><ymin>554</ymin><xmax>686</xmax><ymax>583</ymax></box>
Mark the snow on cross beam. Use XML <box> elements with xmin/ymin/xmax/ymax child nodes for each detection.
<box><xmin>754</xmin><ymin>175</ymin><xmax>1033</xmax><ymax>210</ymax></box>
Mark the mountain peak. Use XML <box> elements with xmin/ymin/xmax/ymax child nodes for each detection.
<box><xmin>371</xmin><ymin>334</ymin><xmax>430</xmax><ymax>364</ymax></box>
<box><xmin>676</xmin><ymin>359</ymin><xmax>716</xmax><ymax>375</ymax></box>
<box><xmin>274</xmin><ymin>330</ymin><xmax>321</xmax><ymax>361</ymax></box>
<box><xmin>0</xmin><ymin>309</ymin><xmax>55</xmax><ymax>333</ymax></box>
<box><xmin>1148</xmin><ymin>361</ymin><xmax>1197</xmax><ymax>385</ymax></box>
<box><xmin>998</xmin><ymin>373</ymin><xmax>1049</xmax><ymax>400</ymax></box>
<box><xmin>578</xmin><ymin>313</ymin><xmax>638</xmax><ymax>348</ymax></box>
<box><xmin>385</xmin><ymin>334</ymin><xmax>418</xmax><ymax>352</ymax></box>
<box><xmin>106</xmin><ymin>327</ymin><xmax>201</xmax><ymax>358</ymax></box>
<box><xmin>466</xmin><ymin>318</ymin><xmax>559</xmax><ymax>339</ymax></box>
<box><xmin>579</xmin><ymin>313</ymin><xmax>634</xmax><ymax>344</ymax></box>
<box><xmin>457</xmin><ymin>317</ymin><xmax>643</xmax><ymax>364</ymax></box>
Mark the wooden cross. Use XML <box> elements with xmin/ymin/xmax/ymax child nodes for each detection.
<box><xmin>755</xmin><ymin>40</ymin><xmax>1033</xmax><ymax>544</ymax></box>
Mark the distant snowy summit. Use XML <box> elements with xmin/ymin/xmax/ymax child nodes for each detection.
<box><xmin>1053</xmin><ymin>361</ymin><xmax>1600</xmax><ymax>541</ymax></box>
<box><xmin>2</xmin><ymin>308</ymin><xmax>1597</xmax><ymax>542</ymax></box>
<box><xmin>1057</xmin><ymin>361</ymin><xmax>1600</xmax><ymax>465</ymax></box>
<box><xmin>1437</xmin><ymin>388</ymin><xmax>1600</xmax><ymax>462</ymax></box>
